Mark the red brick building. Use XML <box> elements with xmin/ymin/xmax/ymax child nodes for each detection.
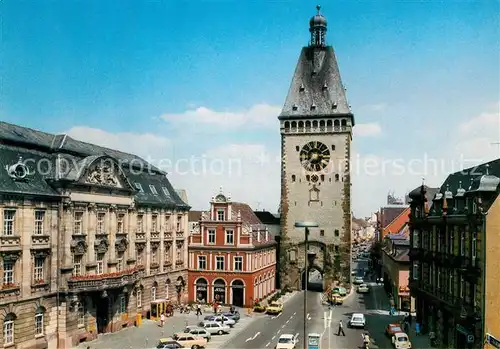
<box><xmin>188</xmin><ymin>189</ymin><xmax>277</xmax><ymax>307</ymax></box>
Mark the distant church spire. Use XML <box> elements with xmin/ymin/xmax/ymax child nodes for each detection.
<box><xmin>309</xmin><ymin>5</ymin><xmax>327</xmax><ymax>47</ymax></box>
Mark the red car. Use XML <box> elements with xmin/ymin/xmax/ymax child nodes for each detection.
<box><xmin>385</xmin><ymin>323</ymin><xmax>403</xmax><ymax>337</ymax></box>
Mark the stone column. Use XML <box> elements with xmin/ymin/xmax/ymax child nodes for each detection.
<box><xmin>128</xmin><ymin>207</ymin><xmax>135</xmax><ymax>260</ymax></box>
<box><xmin>63</xmin><ymin>205</ymin><xmax>73</xmax><ymax>267</ymax></box>
<box><xmin>108</xmin><ymin>206</ymin><xmax>116</xmax><ymax>262</ymax></box>
<box><xmin>145</xmin><ymin>209</ymin><xmax>151</xmax><ymax>272</ymax></box>
<box><xmin>87</xmin><ymin>205</ymin><xmax>96</xmax><ymax>263</ymax></box>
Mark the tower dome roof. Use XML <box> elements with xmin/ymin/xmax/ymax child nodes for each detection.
<box><xmin>309</xmin><ymin>5</ymin><xmax>327</xmax><ymax>28</ymax></box>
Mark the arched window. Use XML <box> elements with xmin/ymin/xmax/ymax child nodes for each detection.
<box><xmin>77</xmin><ymin>302</ymin><xmax>85</xmax><ymax>328</ymax></box>
<box><xmin>136</xmin><ymin>287</ymin><xmax>143</xmax><ymax>308</ymax></box>
<box><xmin>165</xmin><ymin>279</ymin><xmax>171</xmax><ymax>299</ymax></box>
<box><xmin>34</xmin><ymin>306</ymin><xmax>45</xmax><ymax>336</ymax></box>
<box><xmin>151</xmin><ymin>286</ymin><xmax>157</xmax><ymax>301</ymax></box>
<box><xmin>284</xmin><ymin>122</ymin><xmax>290</xmax><ymax>129</ymax></box>
<box><xmin>3</xmin><ymin>313</ymin><xmax>15</xmax><ymax>345</ymax></box>
<box><xmin>291</xmin><ymin>175</ymin><xmax>296</xmax><ymax>182</ymax></box>
<box><xmin>335</xmin><ymin>174</ymin><xmax>340</xmax><ymax>182</ymax></box>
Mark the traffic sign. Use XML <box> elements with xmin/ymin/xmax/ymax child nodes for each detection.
<box><xmin>467</xmin><ymin>334</ymin><xmax>474</xmax><ymax>343</ymax></box>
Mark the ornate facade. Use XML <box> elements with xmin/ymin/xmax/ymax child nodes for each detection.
<box><xmin>188</xmin><ymin>189</ymin><xmax>277</xmax><ymax>307</ymax></box>
<box><xmin>409</xmin><ymin>159</ymin><xmax>500</xmax><ymax>349</ymax></box>
<box><xmin>0</xmin><ymin>122</ymin><xmax>189</xmax><ymax>348</ymax></box>
<box><xmin>279</xmin><ymin>6</ymin><xmax>353</xmax><ymax>290</ymax></box>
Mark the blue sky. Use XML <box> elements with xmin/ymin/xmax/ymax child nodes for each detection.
<box><xmin>2</xmin><ymin>1</ymin><xmax>499</xmax><ymax>216</ymax></box>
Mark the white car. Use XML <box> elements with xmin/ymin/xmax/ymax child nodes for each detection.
<box><xmin>275</xmin><ymin>334</ymin><xmax>298</xmax><ymax>349</ymax></box>
<box><xmin>211</xmin><ymin>315</ymin><xmax>236</xmax><ymax>327</ymax></box>
<box><xmin>357</xmin><ymin>284</ymin><xmax>370</xmax><ymax>293</ymax></box>
<box><xmin>198</xmin><ymin>321</ymin><xmax>231</xmax><ymax>335</ymax></box>
<box><xmin>349</xmin><ymin>313</ymin><xmax>366</xmax><ymax>328</ymax></box>
<box><xmin>353</xmin><ymin>277</ymin><xmax>364</xmax><ymax>285</ymax></box>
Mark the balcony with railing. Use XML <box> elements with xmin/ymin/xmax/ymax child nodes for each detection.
<box><xmin>67</xmin><ymin>266</ymin><xmax>145</xmax><ymax>292</ymax></box>
<box><xmin>175</xmin><ymin>231</ymin><xmax>184</xmax><ymax>239</ymax></box>
<box><xmin>164</xmin><ymin>232</ymin><xmax>173</xmax><ymax>241</ymax></box>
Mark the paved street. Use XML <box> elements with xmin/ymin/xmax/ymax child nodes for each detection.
<box><xmin>75</xmin><ymin>306</ymin><xmax>263</xmax><ymax>349</ymax></box>
<box><xmin>220</xmin><ymin>291</ymin><xmax>324</xmax><ymax>349</ymax></box>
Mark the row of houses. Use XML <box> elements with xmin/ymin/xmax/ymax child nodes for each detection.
<box><xmin>0</xmin><ymin>121</ymin><xmax>279</xmax><ymax>349</ymax></box>
<box><xmin>374</xmin><ymin>159</ymin><xmax>500</xmax><ymax>349</ymax></box>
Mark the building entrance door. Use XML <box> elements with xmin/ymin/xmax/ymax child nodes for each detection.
<box><xmin>96</xmin><ymin>295</ymin><xmax>110</xmax><ymax>334</ymax></box>
<box><xmin>231</xmin><ymin>280</ymin><xmax>244</xmax><ymax>307</ymax></box>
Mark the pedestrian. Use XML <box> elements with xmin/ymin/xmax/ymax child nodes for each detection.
<box><xmin>196</xmin><ymin>303</ymin><xmax>202</xmax><ymax>316</ymax></box>
<box><xmin>160</xmin><ymin>313</ymin><xmax>165</xmax><ymax>327</ymax></box>
<box><xmin>408</xmin><ymin>312</ymin><xmax>412</xmax><ymax>325</ymax></box>
<box><xmin>403</xmin><ymin>320</ymin><xmax>410</xmax><ymax>334</ymax></box>
<box><xmin>337</xmin><ymin>320</ymin><xmax>346</xmax><ymax>336</ymax></box>
<box><xmin>415</xmin><ymin>322</ymin><xmax>421</xmax><ymax>336</ymax></box>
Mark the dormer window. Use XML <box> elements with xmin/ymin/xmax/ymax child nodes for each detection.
<box><xmin>134</xmin><ymin>183</ymin><xmax>143</xmax><ymax>192</ymax></box>
<box><xmin>162</xmin><ymin>187</ymin><xmax>170</xmax><ymax>196</ymax></box>
<box><xmin>217</xmin><ymin>210</ymin><xmax>225</xmax><ymax>221</ymax></box>
<box><xmin>149</xmin><ymin>185</ymin><xmax>158</xmax><ymax>195</ymax></box>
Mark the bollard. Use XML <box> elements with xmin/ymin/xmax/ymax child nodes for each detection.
<box><xmin>145</xmin><ymin>338</ymin><xmax>148</xmax><ymax>348</ymax></box>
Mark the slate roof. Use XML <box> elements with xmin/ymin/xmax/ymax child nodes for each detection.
<box><xmin>279</xmin><ymin>46</ymin><xmax>354</xmax><ymax>124</ymax></box>
<box><xmin>0</xmin><ymin>122</ymin><xmax>188</xmax><ymax>209</ymax></box>
<box><xmin>434</xmin><ymin>159</ymin><xmax>500</xmax><ymax>212</ymax></box>
<box><xmin>254</xmin><ymin>210</ymin><xmax>280</xmax><ymax>225</ymax></box>
<box><xmin>409</xmin><ymin>159</ymin><xmax>500</xmax><ymax>214</ymax></box>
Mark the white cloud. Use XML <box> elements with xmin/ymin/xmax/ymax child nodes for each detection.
<box><xmin>160</xmin><ymin>104</ymin><xmax>281</xmax><ymax>129</ymax></box>
<box><xmin>353</xmin><ymin>123</ymin><xmax>382</xmax><ymax>137</ymax></box>
<box><xmin>351</xmin><ymin>102</ymin><xmax>500</xmax><ymax>217</ymax></box>
<box><xmin>65</xmin><ymin>102</ymin><xmax>500</xmax><ymax>219</ymax></box>
<box><xmin>64</xmin><ymin>124</ymin><xmax>280</xmax><ymax>211</ymax></box>
<box><xmin>66</xmin><ymin>126</ymin><xmax>172</xmax><ymax>158</ymax></box>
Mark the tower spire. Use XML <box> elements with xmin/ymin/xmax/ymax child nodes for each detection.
<box><xmin>309</xmin><ymin>5</ymin><xmax>327</xmax><ymax>47</ymax></box>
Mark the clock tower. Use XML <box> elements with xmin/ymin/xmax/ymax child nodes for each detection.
<box><xmin>278</xmin><ymin>6</ymin><xmax>354</xmax><ymax>290</ymax></box>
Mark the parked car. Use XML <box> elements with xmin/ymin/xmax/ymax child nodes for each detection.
<box><xmin>333</xmin><ymin>287</ymin><xmax>347</xmax><ymax>296</ymax></box>
<box><xmin>266</xmin><ymin>302</ymin><xmax>283</xmax><ymax>315</ymax></box>
<box><xmin>392</xmin><ymin>332</ymin><xmax>412</xmax><ymax>348</ymax></box>
<box><xmin>221</xmin><ymin>312</ymin><xmax>240</xmax><ymax>322</ymax></box>
<box><xmin>204</xmin><ymin>315</ymin><xmax>236</xmax><ymax>327</ymax></box>
<box><xmin>197</xmin><ymin>321</ymin><xmax>231</xmax><ymax>335</ymax></box>
<box><xmin>183</xmin><ymin>327</ymin><xmax>211</xmax><ymax>342</ymax></box>
<box><xmin>348</xmin><ymin>313</ymin><xmax>366</xmax><ymax>328</ymax></box>
<box><xmin>154</xmin><ymin>339</ymin><xmax>184</xmax><ymax>349</ymax></box>
<box><xmin>385</xmin><ymin>324</ymin><xmax>403</xmax><ymax>337</ymax></box>
<box><xmin>357</xmin><ymin>284</ymin><xmax>370</xmax><ymax>293</ymax></box>
<box><xmin>168</xmin><ymin>333</ymin><xmax>207</xmax><ymax>349</ymax></box>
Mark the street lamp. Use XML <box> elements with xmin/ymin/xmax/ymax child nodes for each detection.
<box><xmin>295</xmin><ymin>221</ymin><xmax>319</xmax><ymax>349</ymax></box>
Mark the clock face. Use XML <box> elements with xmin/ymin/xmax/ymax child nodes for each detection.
<box><xmin>300</xmin><ymin>141</ymin><xmax>330</xmax><ymax>172</ymax></box>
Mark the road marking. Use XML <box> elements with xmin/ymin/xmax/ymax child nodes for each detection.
<box><xmin>282</xmin><ymin>324</ymin><xmax>286</xmax><ymax>329</ymax></box>
<box><xmin>286</xmin><ymin>319</ymin><xmax>290</xmax><ymax>324</ymax></box>
<box><xmin>272</xmin><ymin>335</ymin><xmax>276</xmax><ymax>340</ymax></box>
<box><xmin>245</xmin><ymin>332</ymin><xmax>260</xmax><ymax>342</ymax></box>
<box><xmin>266</xmin><ymin>342</ymin><xmax>270</xmax><ymax>347</ymax></box>
<box><xmin>275</xmin><ymin>313</ymin><xmax>282</xmax><ymax>319</ymax></box>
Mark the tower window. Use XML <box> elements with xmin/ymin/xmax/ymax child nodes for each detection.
<box><xmin>332</xmin><ymin>145</ymin><xmax>335</xmax><ymax>151</ymax></box>
<box><xmin>320</xmin><ymin>230</ymin><xmax>325</xmax><ymax>237</ymax></box>
<box><xmin>335</xmin><ymin>229</ymin><xmax>339</xmax><ymax>237</ymax></box>
<box><xmin>329</xmin><ymin>178</ymin><xmax>332</xmax><ymax>183</ymax></box>
<box><xmin>291</xmin><ymin>175</ymin><xmax>296</xmax><ymax>182</ymax></box>
<box><xmin>306</xmin><ymin>175</ymin><xmax>310</xmax><ymax>181</ymax></box>
<box><xmin>335</xmin><ymin>174</ymin><xmax>340</xmax><ymax>182</ymax></box>
<box><xmin>296</xmin><ymin>146</ymin><xmax>300</xmax><ymax>151</ymax></box>
<box><xmin>320</xmin><ymin>175</ymin><xmax>325</xmax><ymax>181</ymax></box>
